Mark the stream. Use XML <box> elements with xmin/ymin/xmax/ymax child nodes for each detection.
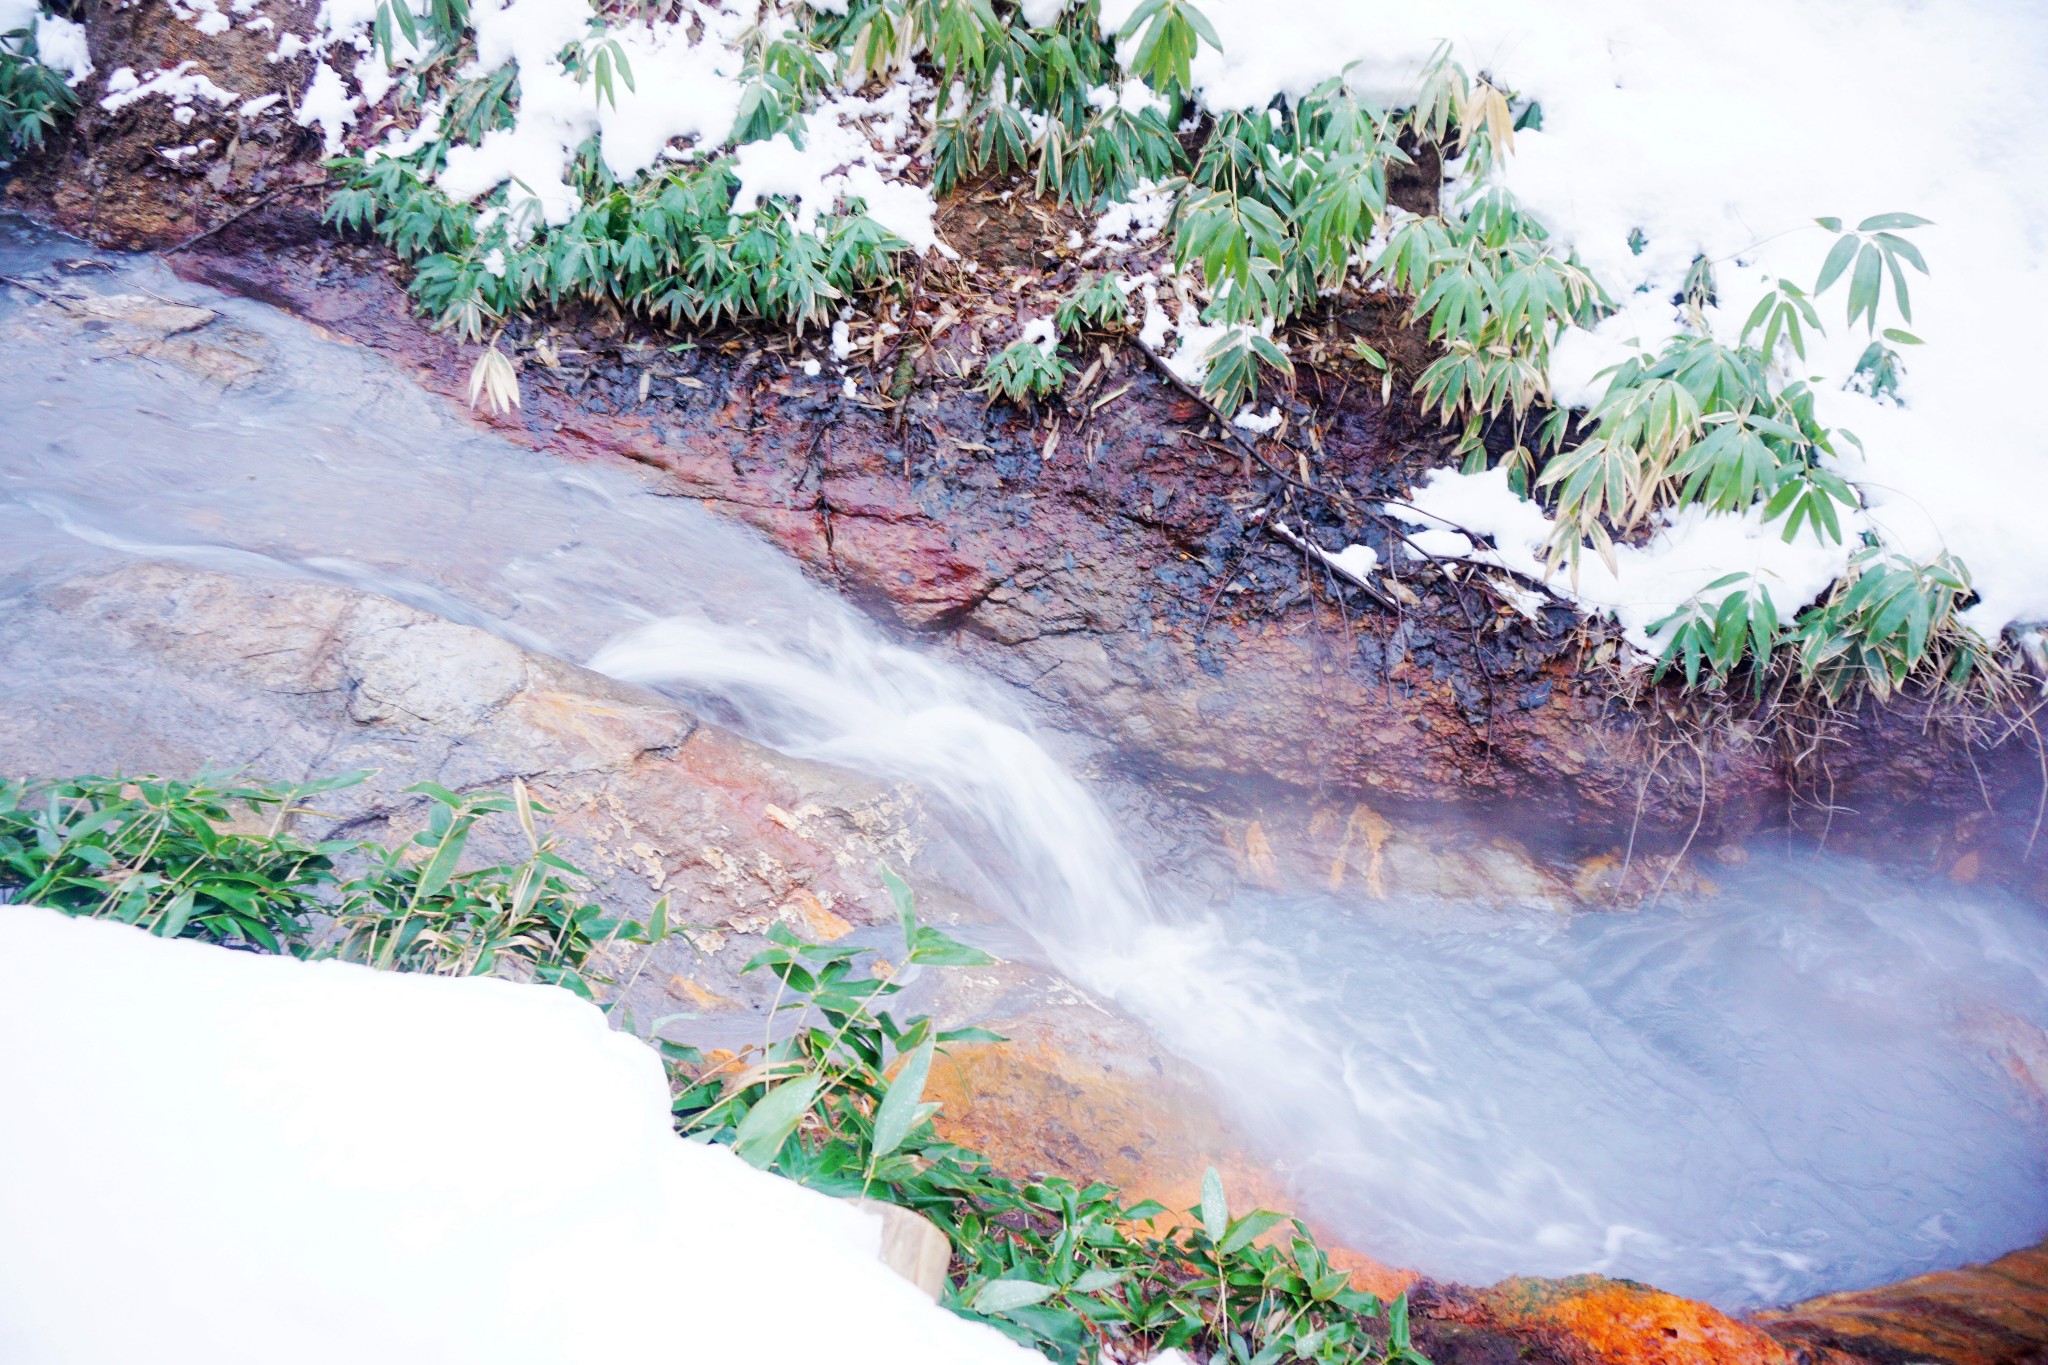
<box><xmin>4</xmin><ymin>214</ymin><xmax>2046</xmax><ymax>1310</ymax></box>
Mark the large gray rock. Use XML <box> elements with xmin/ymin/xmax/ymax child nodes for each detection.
<box><xmin>0</xmin><ymin>559</ymin><xmax>984</xmax><ymax>1022</ymax></box>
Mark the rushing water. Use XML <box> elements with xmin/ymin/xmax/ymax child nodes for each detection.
<box><xmin>4</xmin><ymin>217</ymin><xmax>2045</xmax><ymax>1308</ymax></box>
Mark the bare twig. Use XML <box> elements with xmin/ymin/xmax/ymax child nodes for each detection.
<box><xmin>1259</xmin><ymin>512</ymin><xmax>1397</xmax><ymax>611</ymax></box>
<box><xmin>161</xmin><ymin>180</ymin><xmax>324</xmax><ymax>256</ymax></box>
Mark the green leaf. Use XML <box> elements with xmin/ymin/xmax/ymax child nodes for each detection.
<box><xmin>1200</xmin><ymin>1166</ymin><xmax>1228</xmax><ymax>1241</ymax></box>
<box><xmin>154</xmin><ymin>889</ymin><xmax>197</xmax><ymax>938</ymax></box>
<box><xmin>973</xmin><ymin>1278</ymin><xmax>1059</xmax><ymax>1313</ymax></box>
<box><xmin>1847</xmin><ymin>243</ymin><xmax>1882</xmax><ymax>331</ymax></box>
<box><xmin>414</xmin><ymin>820</ymin><xmax>472</xmax><ymax>899</ymax></box>
<box><xmin>936</xmin><ymin>1025</ymin><xmax>1006</xmax><ymax>1043</ymax></box>
<box><xmin>869</xmin><ymin>1039</ymin><xmax>936</xmax><ymax>1162</ymax></box>
<box><xmin>1856</xmin><ymin>211</ymin><xmax>1931</xmax><ymax>232</ymax></box>
<box><xmin>1071</xmin><ymin>1267</ymin><xmax>1126</xmax><ymax>1294</ymax></box>
<box><xmin>1813</xmin><ymin>234</ymin><xmax>1858</xmax><ymax>295</ymax></box>
<box><xmin>1218</xmin><ymin>1209</ymin><xmax>1288</xmax><ymax>1254</ymax></box>
<box><xmin>732</xmin><ymin>1073</ymin><xmax>823</xmax><ymax>1168</ymax></box>
<box><xmin>909</xmin><ymin>925</ymin><xmax>996</xmax><ymax>967</ymax></box>
<box><xmin>879</xmin><ymin>862</ymin><xmax>917</xmax><ymax>951</ymax></box>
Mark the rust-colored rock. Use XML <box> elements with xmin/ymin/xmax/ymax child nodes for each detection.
<box><xmin>1755</xmin><ymin>1240</ymin><xmax>2048</xmax><ymax>1365</ymax></box>
<box><xmin>1479</xmin><ymin>1278</ymin><xmax>1791</xmax><ymax>1365</ymax></box>
<box><xmin>919</xmin><ymin>989</ymin><xmax>1416</xmax><ymax>1302</ymax></box>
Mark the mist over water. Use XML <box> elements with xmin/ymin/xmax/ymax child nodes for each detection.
<box><xmin>5</xmin><ymin>219</ymin><xmax>2046</xmax><ymax>1308</ymax></box>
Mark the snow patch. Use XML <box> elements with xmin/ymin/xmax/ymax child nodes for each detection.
<box><xmin>0</xmin><ymin>905</ymin><xmax>1040</xmax><ymax>1365</ymax></box>
<box><xmin>99</xmin><ymin>62</ymin><xmax>240</xmax><ymax>116</ymax></box>
<box><xmin>294</xmin><ymin>60</ymin><xmax>356</xmax><ymax>155</ymax></box>
<box><xmin>1094</xmin><ymin>0</ymin><xmax>2048</xmax><ymax>636</ymax></box>
<box><xmin>1093</xmin><ymin>177</ymin><xmax>1175</xmax><ymax>247</ymax></box>
<box><xmin>1019</xmin><ymin>315</ymin><xmax>1060</xmax><ymax>354</ymax></box>
<box><xmin>1386</xmin><ymin>465</ymin><xmax>1855</xmax><ymax>651</ymax></box>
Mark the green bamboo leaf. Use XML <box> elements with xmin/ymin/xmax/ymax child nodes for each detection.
<box><xmin>1856</xmin><ymin>211</ymin><xmax>1931</xmax><ymax>232</ymax></box>
<box><xmin>154</xmin><ymin>889</ymin><xmax>197</xmax><ymax>938</ymax></box>
<box><xmin>973</xmin><ymin>1278</ymin><xmax>1058</xmax><ymax>1313</ymax></box>
<box><xmin>868</xmin><ymin>1039</ymin><xmax>935</xmax><ymax>1162</ymax></box>
<box><xmin>1217</xmin><ymin>1209</ymin><xmax>1287</xmax><ymax>1255</ymax></box>
<box><xmin>1884</xmin><ymin>250</ymin><xmax>1913</xmax><ymax>324</ymax></box>
<box><xmin>909</xmin><ymin>925</ymin><xmax>996</xmax><ymax>967</ymax></box>
<box><xmin>1071</xmin><ymin>1267</ymin><xmax>1126</xmax><ymax>1294</ymax></box>
<box><xmin>1813</xmin><ymin>235</ymin><xmax>1858</xmax><ymax>295</ymax></box>
<box><xmin>879</xmin><ymin>862</ymin><xmax>916</xmax><ymax>948</ymax></box>
<box><xmin>1200</xmin><ymin>1166</ymin><xmax>1228</xmax><ymax>1241</ymax></box>
<box><xmin>415</xmin><ymin>819</ymin><xmax>472</xmax><ymax>899</ymax></box>
<box><xmin>1848</xmin><ymin>243</ymin><xmax>1882</xmax><ymax>330</ymax></box>
<box><xmin>732</xmin><ymin>1073</ymin><xmax>823</xmax><ymax>1168</ymax></box>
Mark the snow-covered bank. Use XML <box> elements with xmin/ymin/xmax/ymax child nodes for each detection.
<box><xmin>1101</xmin><ymin>0</ymin><xmax>2048</xmax><ymax>639</ymax></box>
<box><xmin>0</xmin><ymin>906</ymin><xmax>1035</xmax><ymax>1365</ymax></box>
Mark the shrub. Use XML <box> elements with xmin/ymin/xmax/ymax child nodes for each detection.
<box><xmin>1054</xmin><ymin>271</ymin><xmax>1131</xmax><ymax>335</ymax></box>
<box><xmin>0</xmin><ymin>15</ymin><xmax>76</xmax><ymax>156</ymax></box>
<box><xmin>982</xmin><ymin>334</ymin><xmax>1071</xmax><ymax>403</ymax></box>
<box><xmin>316</xmin><ymin>0</ymin><xmax>1989</xmax><ymax>706</ymax></box>
<box><xmin>670</xmin><ymin>869</ymin><xmax>1432</xmax><ymax>1365</ymax></box>
<box><xmin>0</xmin><ymin>771</ymin><xmax>664</xmax><ymax>996</ymax></box>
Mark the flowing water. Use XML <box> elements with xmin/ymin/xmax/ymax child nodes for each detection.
<box><xmin>4</xmin><ymin>216</ymin><xmax>2046</xmax><ymax>1309</ymax></box>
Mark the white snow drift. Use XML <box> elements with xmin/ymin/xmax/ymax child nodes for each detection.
<box><xmin>0</xmin><ymin>905</ymin><xmax>1037</xmax><ymax>1365</ymax></box>
<box><xmin>1098</xmin><ymin>0</ymin><xmax>2048</xmax><ymax>641</ymax></box>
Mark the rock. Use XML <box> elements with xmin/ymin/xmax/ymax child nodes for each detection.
<box><xmin>1424</xmin><ymin>1276</ymin><xmax>1792</xmax><ymax>1365</ymax></box>
<box><xmin>4</xmin><ymin>285</ymin><xmax>268</xmax><ymax>384</ymax></box>
<box><xmin>845</xmin><ymin>1198</ymin><xmax>952</xmax><ymax>1302</ymax></box>
<box><xmin>916</xmin><ymin>958</ymin><xmax>1417</xmax><ymax>1301</ymax></box>
<box><xmin>1219</xmin><ymin>800</ymin><xmax>1580</xmax><ymax>910</ymax></box>
<box><xmin>0</xmin><ymin>560</ymin><xmax>991</xmax><ymax>1017</ymax></box>
<box><xmin>1754</xmin><ymin>1240</ymin><xmax>2048</xmax><ymax>1365</ymax></box>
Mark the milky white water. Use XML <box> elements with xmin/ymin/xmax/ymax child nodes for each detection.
<box><xmin>3</xmin><ymin>216</ymin><xmax>2045</xmax><ymax>1308</ymax></box>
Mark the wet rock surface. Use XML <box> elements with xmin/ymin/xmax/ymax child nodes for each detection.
<box><xmin>1755</xmin><ymin>1241</ymin><xmax>2048</xmax><ymax>1365</ymax></box>
<box><xmin>0</xmin><ymin>560</ymin><xmax>991</xmax><ymax>1020</ymax></box>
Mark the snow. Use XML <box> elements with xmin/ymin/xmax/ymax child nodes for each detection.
<box><xmin>1327</xmin><ymin>542</ymin><xmax>1379</xmax><ymax>581</ymax></box>
<box><xmin>1093</xmin><ymin>0</ymin><xmax>2048</xmax><ymax>638</ymax></box>
<box><xmin>0</xmin><ymin>0</ymin><xmax>92</xmax><ymax>84</ymax></box>
<box><xmin>1164</xmin><ymin>318</ymin><xmax>1232</xmax><ymax>386</ymax></box>
<box><xmin>1232</xmin><ymin>405</ymin><xmax>1282</xmax><ymax>434</ymax></box>
<box><xmin>1387</xmin><ymin>465</ymin><xmax>1854</xmax><ymax>650</ymax></box>
<box><xmin>378</xmin><ymin>0</ymin><xmax>939</xmax><ymax>249</ymax></box>
<box><xmin>1019</xmin><ymin>315</ymin><xmax>1059</xmax><ymax>354</ymax></box>
<box><xmin>293</xmin><ymin>61</ymin><xmax>355</xmax><ymax>154</ymax></box>
<box><xmin>1092</xmin><ymin>178</ymin><xmax>1175</xmax><ymax>247</ymax></box>
<box><xmin>0</xmin><ymin>905</ymin><xmax>1038</xmax><ymax>1365</ymax></box>
<box><xmin>169</xmin><ymin>0</ymin><xmax>234</xmax><ymax>36</ymax></box>
<box><xmin>99</xmin><ymin>62</ymin><xmax>239</xmax><ymax>115</ymax></box>
<box><xmin>1137</xmin><ymin>280</ymin><xmax>1173</xmax><ymax>349</ymax></box>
